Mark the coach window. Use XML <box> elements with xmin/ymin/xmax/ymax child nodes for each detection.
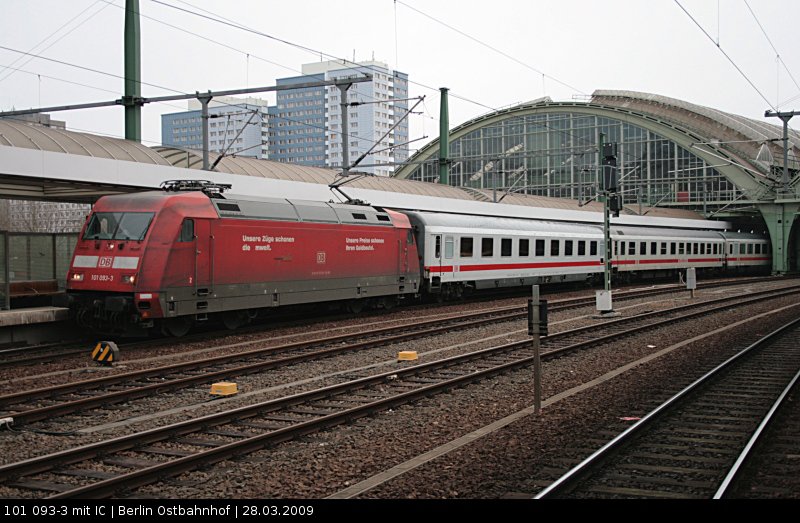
<box><xmin>460</xmin><ymin>237</ymin><xmax>474</xmax><ymax>258</ymax></box>
<box><xmin>660</xmin><ymin>242</ymin><xmax>667</xmax><ymax>255</ymax></box>
<box><xmin>565</xmin><ymin>240</ymin><xmax>574</xmax><ymax>256</ymax></box>
<box><xmin>578</xmin><ymin>241</ymin><xmax>586</xmax><ymax>256</ymax></box>
<box><xmin>535</xmin><ymin>239</ymin><xmax>545</xmax><ymax>257</ymax></box>
<box><xmin>520</xmin><ymin>239</ymin><xmax>530</xmax><ymax>257</ymax></box>
<box><xmin>550</xmin><ymin>240</ymin><xmax>560</xmax><ymax>256</ymax></box>
<box><xmin>650</xmin><ymin>242</ymin><xmax>657</xmax><ymax>256</ymax></box>
<box><xmin>755</xmin><ymin>244</ymin><xmax>761</xmax><ymax>254</ymax></box>
<box><xmin>739</xmin><ymin>243</ymin><xmax>746</xmax><ymax>254</ymax></box>
<box><xmin>747</xmin><ymin>243</ymin><xmax>754</xmax><ymax>254</ymax></box>
<box><xmin>179</xmin><ymin>219</ymin><xmax>194</xmax><ymax>242</ymax></box>
<box><xmin>482</xmin><ymin>238</ymin><xmax>494</xmax><ymax>257</ymax></box>
<box><xmin>668</xmin><ymin>242</ymin><xmax>675</xmax><ymax>255</ymax></box>
<box><xmin>445</xmin><ymin>236</ymin><xmax>455</xmax><ymax>259</ymax></box>
<box><xmin>678</xmin><ymin>243</ymin><xmax>685</xmax><ymax>255</ymax></box>
<box><xmin>700</xmin><ymin>244</ymin><xmax>705</xmax><ymax>255</ymax></box>
<box><xmin>501</xmin><ymin>238</ymin><xmax>512</xmax><ymax>257</ymax></box>
<box><xmin>639</xmin><ymin>242</ymin><xmax>646</xmax><ymax>256</ymax></box>
<box><xmin>619</xmin><ymin>241</ymin><xmax>625</xmax><ymax>256</ymax></box>
<box><xmin>590</xmin><ymin>241</ymin><xmax>598</xmax><ymax>256</ymax></box>
<box><xmin>628</xmin><ymin>242</ymin><xmax>636</xmax><ymax>256</ymax></box>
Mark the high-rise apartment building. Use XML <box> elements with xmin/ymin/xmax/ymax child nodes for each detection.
<box><xmin>270</xmin><ymin>60</ymin><xmax>409</xmax><ymax>176</ymax></box>
<box><xmin>161</xmin><ymin>96</ymin><xmax>270</xmax><ymax>159</ymax></box>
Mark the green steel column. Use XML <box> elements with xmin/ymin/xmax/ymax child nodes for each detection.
<box><xmin>438</xmin><ymin>87</ymin><xmax>450</xmax><ymax>185</ymax></box>
<box><xmin>758</xmin><ymin>202</ymin><xmax>800</xmax><ymax>274</ymax></box>
<box><xmin>124</xmin><ymin>0</ymin><xmax>141</xmax><ymax>142</ymax></box>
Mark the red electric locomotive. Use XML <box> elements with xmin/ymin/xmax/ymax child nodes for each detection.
<box><xmin>65</xmin><ymin>181</ymin><xmax>421</xmax><ymax>336</ymax></box>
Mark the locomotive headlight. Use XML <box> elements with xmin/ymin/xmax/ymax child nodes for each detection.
<box><xmin>70</xmin><ymin>272</ymin><xmax>84</xmax><ymax>282</ymax></box>
<box><xmin>122</xmin><ymin>274</ymin><xmax>136</xmax><ymax>284</ymax></box>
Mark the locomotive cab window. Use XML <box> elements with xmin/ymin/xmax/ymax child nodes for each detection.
<box><xmin>179</xmin><ymin>219</ymin><xmax>195</xmax><ymax>242</ymax></box>
<box><xmin>84</xmin><ymin>212</ymin><xmax>155</xmax><ymax>241</ymax></box>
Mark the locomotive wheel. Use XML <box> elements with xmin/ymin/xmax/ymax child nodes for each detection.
<box><xmin>381</xmin><ymin>297</ymin><xmax>397</xmax><ymax>310</ymax></box>
<box><xmin>160</xmin><ymin>317</ymin><xmax>192</xmax><ymax>337</ymax></box>
<box><xmin>222</xmin><ymin>310</ymin><xmax>250</xmax><ymax>330</ymax></box>
<box><xmin>347</xmin><ymin>299</ymin><xmax>365</xmax><ymax>314</ymax></box>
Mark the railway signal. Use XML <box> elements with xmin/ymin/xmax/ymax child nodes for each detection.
<box><xmin>528</xmin><ymin>285</ymin><xmax>546</xmax><ymax>415</ymax></box>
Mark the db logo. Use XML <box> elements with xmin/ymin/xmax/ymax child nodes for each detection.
<box><xmin>316</xmin><ymin>252</ymin><xmax>326</xmax><ymax>264</ymax></box>
<box><xmin>99</xmin><ymin>256</ymin><xmax>113</xmax><ymax>268</ymax></box>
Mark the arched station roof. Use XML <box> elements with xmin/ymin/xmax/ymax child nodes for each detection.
<box><xmin>395</xmin><ymin>90</ymin><xmax>799</xmax><ymax>202</ymax></box>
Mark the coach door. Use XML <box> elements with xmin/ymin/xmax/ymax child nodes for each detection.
<box><xmin>194</xmin><ymin>219</ymin><xmax>212</xmax><ymax>297</ymax></box>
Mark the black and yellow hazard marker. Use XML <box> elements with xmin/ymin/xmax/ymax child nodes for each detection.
<box><xmin>91</xmin><ymin>341</ymin><xmax>120</xmax><ymax>365</ymax></box>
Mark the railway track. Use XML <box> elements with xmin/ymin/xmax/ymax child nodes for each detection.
<box><xmin>0</xmin><ymin>275</ymin><xmax>784</xmax><ymax>369</ymax></box>
<box><xmin>2</xmin><ymin>282</ymin><xmax>797</xmax><ymax>427</ymax></box>
<box><xmin>1</xmin><ymin>285</ymin><xmax>799</xmax><ymax>498</ymax></box>
<box><xmin>535</xmin><ymin>316</ymin><xmax>800</xmax><ymax>499</ymax></box>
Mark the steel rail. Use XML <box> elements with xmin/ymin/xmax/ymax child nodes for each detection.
<box><xmin>534</xmin><ymin>315</ymin><xmax>800</xmax><ymax>499</ymax></box>
<box><xmin>4</xmin><ymin>285</ymin><xmax>800</xmax><ymax>426</ymax></box>
<box><xmin>1</xmin><ymin>287</ymin><xmax>798</xmax><ymax>498</ymax></box>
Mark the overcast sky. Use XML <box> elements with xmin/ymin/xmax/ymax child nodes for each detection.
<box><xmin>1</xmin><ymin>0</ymin><xmax>798</xmax><ymax>152</ymax></box>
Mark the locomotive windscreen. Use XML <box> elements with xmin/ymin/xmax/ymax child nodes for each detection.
<box><xmin>83</xmin><ymin>212</ymin><xmax>155</xmax><ymax>241</ymax></box>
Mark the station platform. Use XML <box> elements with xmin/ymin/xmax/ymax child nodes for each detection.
<box><xmin>0</xmin><ymin>306</ymin><xmax>81</xmax><ymax>345</ymax></box>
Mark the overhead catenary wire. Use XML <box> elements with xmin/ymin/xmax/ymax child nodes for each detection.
<box><xmin>395</xmin><ymin>0</ymin><xmax>586</xmax><ymax>97</ymax></box>
<box><xmin>149</xmin><ymin>0</ymin><xmax>498</xmax><ymax>113</ymax></box>
<box><xmin>673</xmin><ymin>0</ymin><xmax>777</xmax><ymax>113</ymax></box>
<box><xmin>0</xmin><ymin>0</ymin><xmax>111</xmax><ymax>84</ymax></box>
<box><xmin>742</xmin><ymin>0</ymin><xmax>800</xmax><ymax>112</ymax></box>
